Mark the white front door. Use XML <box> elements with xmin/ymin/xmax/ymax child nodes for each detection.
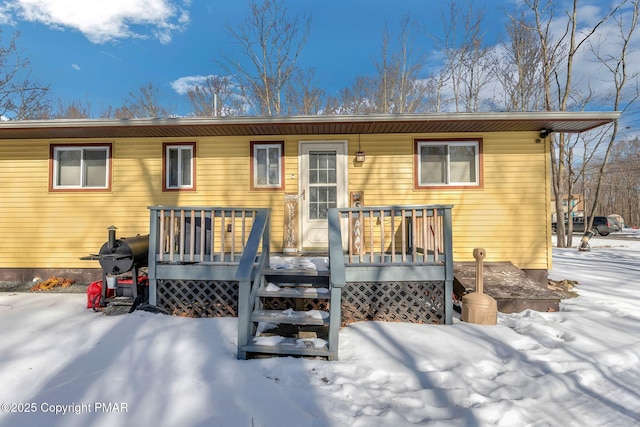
<box><xmin>299</xmin><ymin>141</ymin><xmax>348</xmax><ymax>251</ymax></box>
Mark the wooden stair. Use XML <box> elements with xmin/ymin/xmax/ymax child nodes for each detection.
<box><xmin>238</xmin><ymin>267</ymin><xmax>341</xmax><ymax>360</ymax></box>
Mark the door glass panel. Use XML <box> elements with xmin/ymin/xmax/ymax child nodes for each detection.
<box><xmin>309</xmin><ymin>151</ymin><xmax>337</xmax><ymax>219</ymax></box>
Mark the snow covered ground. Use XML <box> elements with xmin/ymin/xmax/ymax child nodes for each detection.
<box><xmin>0</xmin><ymin>232</ymin><xmax>639</xmax><ymax>426</ymax></box>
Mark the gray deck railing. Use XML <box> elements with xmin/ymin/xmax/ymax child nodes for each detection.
<box><xmin>329</xmin><ymin>205</ymin><xmax>454</xmax><ymax>324</ymax></box>
<box><xmin>147</xmin><ymin>206</ymin><xmax>269</xmax><ymax>309</ymax></box>
<box><xmin>148</xmin><ymin>206</ymin><xmax>262</xmax><ymax>264</ymax></box>
<box><xmin>332</xmin><ymin>205</ymin><xmax>454</xmax><ymax>265</ymax></box>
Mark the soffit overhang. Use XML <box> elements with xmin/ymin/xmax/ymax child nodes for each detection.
<box><xmin>0</xmin><ymin>112</ymin><xmax>620</xmax><ymax>140</ymax></box>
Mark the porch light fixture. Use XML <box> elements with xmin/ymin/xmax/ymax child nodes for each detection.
<box><xmin>539</xmin><ymin>128</ymin><xmax>552</xmax><ymax>138</ymax></box>
<box><xmin>355</xmin><ymin>134</ymin><xmax>366</xmax><ymax>162</ymax></box>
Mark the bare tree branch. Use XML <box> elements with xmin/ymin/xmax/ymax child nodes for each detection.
<box><xmin>219</xmin><ymin>0</ymin><xmax>311</xmax><ymax>115</ymax></box>
<box><xmin>0</xmin><ymin>30</ymin><xmax>50</xmax><ymax>119</ymax></box>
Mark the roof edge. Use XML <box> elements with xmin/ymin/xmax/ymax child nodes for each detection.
<box><xmin>0</xmin><ymin>111</ymin><xmax>622</xmax><ymax>130</ymax></box>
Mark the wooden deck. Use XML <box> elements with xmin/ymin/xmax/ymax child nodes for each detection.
<box><xmin>147</xmin><ymin>204</ymin><xmax>455</xmax><ymax>360</ymax></box>
<box><xmin>453</xmin><ymin>262</ymin><xmax>560</xmax><ymax>313</ymax></box>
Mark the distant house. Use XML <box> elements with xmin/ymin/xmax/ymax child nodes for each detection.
<box><xmin>0</xmin><ymin>112</ymin><xmax>619</xmax><ymax>285</ymax></box>
<box><xmin>551</xmin><ymin>193</ymin><xmax>585</xmax><ymax>221</ymax></box>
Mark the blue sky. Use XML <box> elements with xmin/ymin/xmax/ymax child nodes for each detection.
<box><xmin>0</xmin><ymin>0</ymin><xmax>635</xmax><ymax>124</ymax></box>
<box><xmin>0</xmin><ymin>0</ymin><xmax>512</xmax><ymax>116</ymax></box>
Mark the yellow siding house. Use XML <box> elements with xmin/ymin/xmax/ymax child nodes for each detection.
<box><xmin>0</xmin><ymin>112</ymin><xmax>618</xmax><ymax>284</ymax></box>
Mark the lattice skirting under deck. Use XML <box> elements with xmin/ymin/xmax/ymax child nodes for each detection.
<box><xmin>156</xmin><ymin>279</ymin><xmax>445</xmax><ymax>324</ymax></box>
<box><xmin>157</xmin><ymin>279</ymin><xmax>239</xmax><ymax>317</ymax></box>
<box><xmin>341</xmin><ymin>281</ymin><xmax>446</xmax><ymax>325</ymax></box>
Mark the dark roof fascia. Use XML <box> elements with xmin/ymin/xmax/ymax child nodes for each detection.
<box><xmin>0</xmin><ymin>112</ymin><xmax>621</xmax><ymax>140</ymax></box>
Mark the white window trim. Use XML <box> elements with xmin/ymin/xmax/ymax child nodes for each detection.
<box><xmin>52</xmin><ymin>145</ymin><xmax>110</xmax><ymax>189</ymax></box>
<box><xmin>253</xmin><ymin>143</ymin><xmax>283</xmax><ymax>189</ymax></box>
<box><xmin>417</xmin><ymin>140</ymin><xmax>480</xmax><ymax>187</ymax></box>
<box><xmin>165</xmin><ymin>144</ymin><xmax>194</xmax><ymax>189</ymax></box>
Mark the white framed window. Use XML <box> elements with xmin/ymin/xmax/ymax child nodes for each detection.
<box><xmin>415</xmin><ymin>139</ymin><xmax>481</xmax><ymax>188</ymax></box>
<box><xmin>251</xmin><ymin>141</ymin><xmax>284</xmax><ymax>190</ymax></box>
<box><xmin>164</xmin><ymin>143</ymin><xmax>195</xmax><ymax>190</ymax></box>
<box><xmin>51</xmin><ymin>145</ymin><xmax>111</xmax><ymax>191</ymax></box>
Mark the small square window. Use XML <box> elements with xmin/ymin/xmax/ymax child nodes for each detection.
<box><xmin>50</xmin><ymin>144</ymin><xmax>111</xmax><ymax>191</ymax></box>
<box><xmin>251</xmin><ymin>141</ymin><xmax>284</xmax><ymax>190</ymax></box>
<box><xmin>164</xmin><ymin>143</ymin><xmax>195</xmax><ymax>191</ymax></box>
<box><xmin>415</xmin><ymin>139</ymin><xmax>481</xmax><ymax>188</ymax></box>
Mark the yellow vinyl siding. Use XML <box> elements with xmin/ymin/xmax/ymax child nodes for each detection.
<box><xmin>0</xmin><ymin>131</ymin><xmax>551</xmax><ymax>271</ymax></box>
<box><xmin>346</xmin><ymin>132</ymin><xmax>550</xmax><ymax>270</ymax></box>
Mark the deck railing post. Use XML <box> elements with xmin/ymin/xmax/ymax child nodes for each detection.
<box><xmin>328</xmin><ymin>208</ymin><xmax>346</xmax><ymax>359</ymax></box>
<box><xmin>237</xmin><ymin>277</ymin><xmax>251</xmax><ymax>359</ymax></box>
<box><xmin>147</xmin><ymin>208</ymin><xmax>159</xmax><ymax>306</ymax></box>
<box><xmin>443</xmin><ymin>207</ymin><xmax>454</xmax><ymax>325</ymax></box>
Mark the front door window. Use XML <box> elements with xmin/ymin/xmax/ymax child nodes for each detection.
<box><xmin>308</xmin><ymin>151</ymin><xmax>337</xmax><ymax>220</ymax></box>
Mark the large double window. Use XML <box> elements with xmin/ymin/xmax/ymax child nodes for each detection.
<box><xmin>51</xmin><ymin>144</ymin><xmax>111</xmax><ymax>191</ymax></box>
<box><xmin>164</xmin><ymin>143</ymin><xmax>195</xmax><ymax>191</ymax></box>
<box><xmin>415</xmin><ymin>139</ymin><xmax>482</xmax><ymax>188</ymax></box>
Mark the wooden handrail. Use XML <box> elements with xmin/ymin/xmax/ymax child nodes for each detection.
<box><xmin>234</xmin><ymin>209</ymin><xmax>270</xmax><ymax>359</ymax></box>
<box><xmin>235</xmin><ymin>209</ymin><xmax>270</xmax><ymax>282</ymax></box>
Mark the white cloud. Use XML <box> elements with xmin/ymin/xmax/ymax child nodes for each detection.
<box><xmin>170</xmin><ymin>75</ymin><xmax>213</xmax><ymax>95</ymax></box>
<box><xmin>71</xmin><ymin>63</ymin><xmax>80</xmax><ymax>70</ymax></box>
<box><xmin>0</xmin><ymin>5</ymin><xmax>15</xmax><ymax>25</ymax></box>
<box><xmin>4</xmin><ymin>0</ymin><xmax>190</xmax><ymax>44</ymax></box>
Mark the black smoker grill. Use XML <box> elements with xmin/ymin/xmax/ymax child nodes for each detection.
<box><xmin>82</xmin><ymin>226</ymin><xmax>149</xmax><ymax>305</ymax></box>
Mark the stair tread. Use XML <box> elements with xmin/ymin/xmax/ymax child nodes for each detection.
<box><xmin>257</xmin><ymin>286</ymin><xmax>331</xmax><ymax>299</ymax></box>
<box><xmin>263</xmin><ymin>268</ymin><xmax>330</xmax><ymax>277</ymax></box>
<box><xmin>251</xmin><ymin>309</ymin><xmax>330</xmax><ymax>326</ymax></box>
<box><xmin>242</xmin><ymin>338</ymin><xmax>333</xmax><ymax>357</ymax></box>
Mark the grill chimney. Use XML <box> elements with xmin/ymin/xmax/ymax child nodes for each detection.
<box><xmin>107</xmin><ymin>225</ymin><xmax>117</xmax><ymax>251</ymax></box>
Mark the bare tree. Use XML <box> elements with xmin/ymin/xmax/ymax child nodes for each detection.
<box><xmin>371</xmin><ymin>15</ymin><xmax>426</xmax><ymax>113</ymax></box>
<box><xmin>602</xmin><ymin>138</ymin><xmax>640</xmax><ymax>226</ymax></box>
<box><xmin>327</xmin><ymin>14</ymin><xmax>431</xmax><ymax>115</ymax></box>
<box><xmin>528</xmin><ymin>0</ymin><xmax>572</xmax><ymax>244</ymax></box>
<box><xmin>585</xmin><ymin>0</ymin><xmax>640</xmax><ymax>232</ymax></box>
<box><xmin>0</xmin><ymin>30</ymin><xmax>50</xmax><ymax>119</ymax></box>
<box><xmin>111</xmin><ymin>83</ymin><xmax>172</xmax><ymax>118</ymax></box>
<box><xmin>496</xmin><ymin>11</ymin><xmax>544</xmax><ymax>111</ymax></box>
<box><xmin>186</xmin><ymin>75</ymin><xmax>245</xmax><ymax>116</ymax></box>
<box><xmin>220</xmin><ymin>0</ymin><xmax>311</xmax><ymax>115</ymax></box>
<box><xmin>50</xmin><ymin>98</ymin><xmax>93</xmax><ymax>118</ymax></box>
<box><xmin>433</xmin><ymin>1</ymin><xmax>492</xmax><ymax>112</ymax></box>
<box><xmin>523</xmin><ymin>0</ymin><xmax>614</xmax><ymax>247</ymax></box>
<box><xmin>284</xmin><ymin>67</ymin><xmax>325</xmax><ymax>115</ymax></box>
<box><xmin>324</xmin><ymin>76</ymin><xmax>376</xmax><ymax>115</ymax></box>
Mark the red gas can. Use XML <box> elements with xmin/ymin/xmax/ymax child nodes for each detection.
<box><xmin>86</xmin><ymin>281</ymin><xmax>114</xmax><ymax>309</ymax></box>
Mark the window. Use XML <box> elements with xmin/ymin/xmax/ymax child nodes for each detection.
<box><xmin>163</xmin><ymin>143</ymin><xmax>195</xmax><ymax>190</ymax></box>
<box><xmin>251</xmin><ymin>141</ymin><xmax>284</xmax><ymax>190</ymax></box>
<box><xmin>51</xmin><ymin>144</ymin><xmax>111</xmax><ymax>191</ymax></box>
<box><xmin>415</xmin><ymin>139</ymin><xmax>482</xmax><ymax>188</ymax></box>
